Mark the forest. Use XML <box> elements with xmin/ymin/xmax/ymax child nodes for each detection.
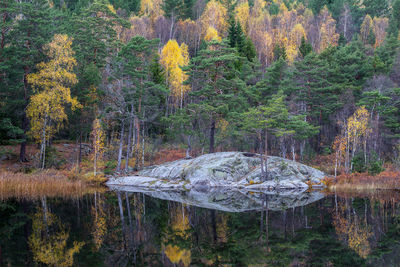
<box><xmin>1</xmin><ymin>0</ymin><xmax>400</xmax><ymax>180</ymax></box>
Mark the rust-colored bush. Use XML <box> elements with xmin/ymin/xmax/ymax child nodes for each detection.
<box><xmin>153</xmin><ymin>148</ymin><xmax>186</xmax><ymax>165</ymax></box>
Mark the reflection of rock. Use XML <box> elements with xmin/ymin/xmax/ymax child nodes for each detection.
<box><xmin>107</xmin><ymin>152</ymin><xmax>325</xmax><ymax>190</ymax></box>
<box><xmin>107</xmin><ymin>186</ymin><xmax>325</xmax><ymax>212</ymax></box>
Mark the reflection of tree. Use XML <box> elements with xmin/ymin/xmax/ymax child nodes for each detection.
<box><xmin>164</xmin><ymin>244</ymin><xmax>191</xmax><ymax>266</ymax></box>
<box><xmin>28</xmin><ymin>200</ymin><xmax>84</xmax><ymax>266</ymax></box>
<box><xmin>333</xmin><ymin>199</ymin><xmax>372</xmax><ymax>258</ymax></box>
<box><xmin>163</xmin><ymin>202</ymin><xmax>191</xmax><ymax>266</ymax></box>
<box><xmin>92</xmin><ymin>192</ymin><xmax>107</xmax><ymax>250</ymax></box>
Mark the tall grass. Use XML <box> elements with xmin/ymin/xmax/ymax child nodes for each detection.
<box><xmin>0</xmin><ymin>169</ymin><xmax>101</xmax><ymax>200</ymax></box>
<box><xmin>325</xmin><ymin>169</ymin><xmax>400</xmax><ymax>192</ymax></box>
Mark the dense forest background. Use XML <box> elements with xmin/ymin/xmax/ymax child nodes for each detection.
<box><xmin>1</xmin><ymin>0</ymin><xmax>400</xmax><ymax>175</ymax></box>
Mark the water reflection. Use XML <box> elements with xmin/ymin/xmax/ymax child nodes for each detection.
<box><xmin>1</xmin><ymin>189</ymin><xmax>400</xmax><ymax>266</ymax></box>
<box><xmin>108</xmin><ymin>186</ymin><xmax>325</xmax><ymax>212</ymax></box>
<box><xmin>29</xmin><ymin>197</ymin><xmax>85</xmax><ymax>266</ymax></box>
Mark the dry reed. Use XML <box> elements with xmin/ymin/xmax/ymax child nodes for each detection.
<box><xmin>0</xmin><ymin>169</ymin><xmax>101</xmax><ymax>201</ymax></box>
<box><xmin>326</xmin><ymin>169</ymin><xmax>400</xmax><ymax>192</ymax></box>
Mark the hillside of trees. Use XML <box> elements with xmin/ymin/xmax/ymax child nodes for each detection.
<box><xmin>1</xmin><ymin>0</ymin><xmax>400</xmax><ymax>176</ymax></box>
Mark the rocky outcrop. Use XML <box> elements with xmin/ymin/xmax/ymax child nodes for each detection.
<box><xmin>107</xmin><ymin>186</ymin><xmax>325</xmax><ymax>212</ymax></box>
<box><xmin>106</xmin><ymin>152</ymin><xmax>326</xmax><ymax>190</ymax></box>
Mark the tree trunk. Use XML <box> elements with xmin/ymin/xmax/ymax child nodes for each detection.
<box><xmin>94</xmin><ymin>151</ymin><xmax>97</xmax><ymax>176</ymax></box>
<box><xmin>300</xmin><ymin>140</ymin><xmax>305</xmax><ymax>161</ymax></box>
<box><xmin>41</xmin><ymin>196</ymin><xmax>49</xmax><ymax>238</ymax></box>
<box><xmin>264</xmin><ymin>130</ymin><xmax>268</xmax><ymax>180</ymax></box>
<box><xmin>40</xmin><ymin>116</ymin><xmax>48</xmax><ymax>169</ymax></box>
<box><xmin>19</xmin><ymin>113</ymin><xmax>28</xmax><ymax>162</ymax></box>
<box><xmin>117</xmin><ymin>119</ymin><xmax>125</xmax><ymax>172</ymax></box>
<box><xmin>125</xmin><ymin>115</ymin><xmax>133</xmax><ymax>172</ymax></box>
<box><xmin>265</xmin><ymin>194</ymin><xmax>269</xmax><ymax>248</ymax></box>
<box><xmin>259</xmin><ymin>194</ymin><xmax>264</xmax><ymax>241</ymax></box>
<box><xmin>209</xmin><ymin>119</ymin><xmax>215</xmax><ymax>153</ymax></box>
<box><xmin>117</xmin><ymin>192</ymin><xmax>127</xmax><ymax>250</ymax></box>
<box><xmin>134</xmin><ymin>116</ymin><xmax>140</xmax><ymax>170</ymax></box>
<box><xmin>142</xmin><ymin>126</ymin><xmax>145</xmax><ymax>168</ymax></box>
<box><xmin>78</xmin><ymin>131</ymin><xmax>82</xmax><ymax>171</ymax></box>
<box><xmin>291</xmin><ymin>139</ymin><xmax>295</xmax><ymax>161</ymax></box>
<box><xmin>19</xmin><ymin>67</ymin><xmax>30</xmax><ymax>162</ymax></box>
<box><xmin>258</xmin><ymin>132</ymin><xmax>265</xmax><ymax>181</ymax></box>
<box><xmin>334</xmin><ymin>151</ymin><xmax>338</xmax><ymax>178</ymax></box>
<box><xmin>186</xmin><ymin>135</ymin><xmax>192</xmax><ymax>158</ymax></box>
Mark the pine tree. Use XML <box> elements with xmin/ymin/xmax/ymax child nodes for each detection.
<box><xmin>388</xmin><ymin>0</ymin><xmax>400</xmax><ymax>37</ymax></box>
<box><xmin>186</xmin><ymin>40</ymin><xmax>247</xmax><ymax>153</ymax></box>
<box><xmin>0</xmin><ymin>0</ymin><xmax>23</xmax><ymax>144</ymax></box>
<box><xmin>287</xmin><ymin>52</ymin><xmax>337</xmax><ymax>141</ymax></box>
<box><xmin>111</xmin><ymin>36</ymin><xmax>164</xmax><ymax>171</ymax></box>
<box><xmin>256</xmin><ymin>59</ymin><xmax>286</xmax><ymax>103</ymax></box>
<box><xmin>5</xmin><ymin>0</ymin><xmax>54</xmax><ymax>161</ymax></box>
<box><xmin>242</xmin><ymin>91</ymin><xmax>293</xmax><ymax>180</ymax></box>
<box><xmin>70</xmin><ymin>0</ymin><xmax>127</xmax><ymax>69</ymax></box>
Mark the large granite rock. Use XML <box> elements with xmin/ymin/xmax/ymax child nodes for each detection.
<box><xmin>107</xmin><ymin>152</ymin><xmax>325</xmax><ymax>190</ymax></box>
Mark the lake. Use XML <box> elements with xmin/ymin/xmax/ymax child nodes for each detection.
<box><xmin>1</xmin><ymin>188</ymin><xmax>400</xmax><ymax>266</ymax></box>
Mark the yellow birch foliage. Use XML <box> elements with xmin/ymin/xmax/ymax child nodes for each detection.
<box><xmin>160</xmin><ymin>40</ymin><xmax>190</xmax><ymax>106</ymax></box>
<box><xmin>318</xmin><ymin>6</ymin><xmax>339</xmax><ymax>52</ymax></box>
<box><xmin>91</xmin><ymin>118</ymin><xmax>105</xmax><ymax>175</ymax></box>
<box><xmin>279</xmin><ymin>2</ymin><xmax>288</xmax><ymax>13</ymax></box>
<box><xmin>360</xmin><ymin>14</ymin><xmax>373</xmax><ymax>44</ymax></box>
<box><xmin>234</xmin><ymin>1</ymin><xmax>250</xmax><ymax>34</ymax></box>
<box><xmin>247</xmin><ymin>1</ymin><xmax>339</xmax><ymax>64</ymax></box>
<box><xmin>250</xmin><ymin>0</ymin><xmax>266</xmax><ymax>18</ymax></box>
<box><xmin>204</xmin><ymin>26</ymin><xmax>222</xmax><ymax>42</ymax></box>
<box><xmin>290</xmin><ymin>23</ymin><xmax>307</xmax><ymax>47</ymax></box>
<box><xmin>248</xmin><ymin>0</ymin><xmax>271</xmax><ymax>65</ymax></box>
<box><xmin>200</xmin><ymin>0</ymin><xmax>228</xmax><ymax>37</ymax></box>
<box><xmin>27</xmin><ymin>34</ymin><xmax>81</xmax><ymax>143</ymax></box>
<box><xmin>285</xmin><ymin>24</ymin><xmax>306</xmax><ymax>63</ymax></box>
<box><xmin>347</xmin><ymin>106</ymin><xmax>370</xmax><ymax>143</ymax></box>
<box><xmin>139</xmin><ymin>0</ymin><xmax>163</xmax><ymax>18</ymax></box>
<box><xmin>107</xmin><ymin>4</ymin><xmax>116</xmax><ymax>14</ymax></box>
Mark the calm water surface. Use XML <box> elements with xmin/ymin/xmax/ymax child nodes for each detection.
<box><xmin>1</xmin><ymin>188</ymin><xmax>400</xmax><ymax>266</ymax></box>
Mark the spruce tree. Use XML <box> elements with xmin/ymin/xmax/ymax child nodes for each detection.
<box><xmin>299</xmin><ymin>36</ymin><xmax>312</xmax><ymax>58</ymax></box>
<box><xmin>227</xmin><ymin>18</ymin><xmax>237</xmax><ymax>48</ymax></box>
